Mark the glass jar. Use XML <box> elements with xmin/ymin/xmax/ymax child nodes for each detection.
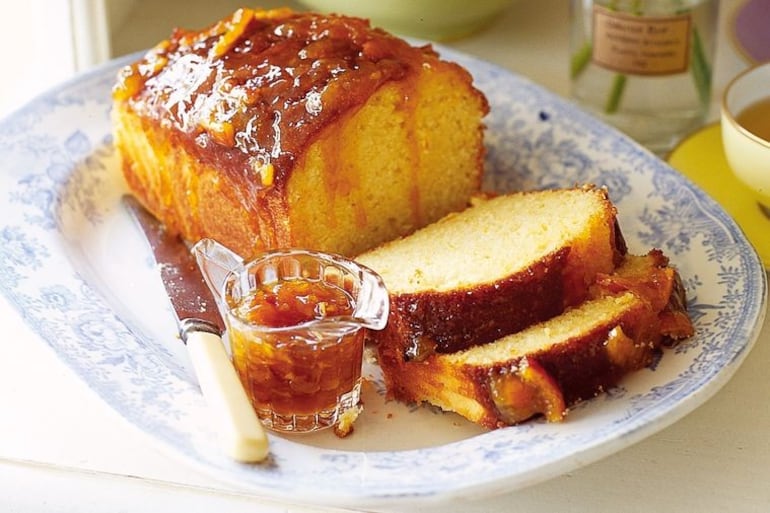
<box><xmin>193</xmin><ymin>240</ymin><xmax>389</xmax><ymax>434</ymax></box>
<box><xmin>570</xmin><ymin>0</ymin><xmax>719</xmax><ymax>155</ymax></box>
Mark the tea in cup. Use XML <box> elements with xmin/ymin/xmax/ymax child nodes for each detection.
<box><xmin>721</xmin><ymin>61</ymin><xmax>770</xmax><ymax>210</ymax></box>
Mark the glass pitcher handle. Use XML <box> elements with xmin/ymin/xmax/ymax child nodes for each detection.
<box><xmin>352</xmin><ymin>262</ymin><xmax>390</xmax><ymax>331</ymax></box>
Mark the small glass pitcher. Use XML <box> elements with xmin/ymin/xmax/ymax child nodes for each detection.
<box><xmin>192</xmin><ymin>239</ymin><xmax>389</xmax><ymax>433</ymax></box>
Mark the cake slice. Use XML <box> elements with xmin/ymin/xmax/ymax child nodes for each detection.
<box><xmin>357</xmin><ymin>186</ymin><xmax>627</xmax><ymax>356</ymax></box>
<box><xmin>112</xmin><ymin>8</ymin><xmax>488</xmax><ymax>259</ymax></box>
<box><xmin>393</xmin><ymin>292</ymin><xmax>661</xmax><ymax>429</ymax></box>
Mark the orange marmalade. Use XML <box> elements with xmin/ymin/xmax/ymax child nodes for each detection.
<box><xmin>227</xmin><ymin>278</ymin><xmax>365</xmax><ymax>424</ymax></box>
<box><xmin>233</xmin><ymin>278</ymin><xmax>354</xmax><ymax>327</ymax></box>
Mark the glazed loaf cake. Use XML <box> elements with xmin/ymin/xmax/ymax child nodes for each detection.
<box><xmin>112</xmin><ymin>8</ymin><xmax>488</xmax><ymax>258</ymax></box>
<box><xmin>357</xmin><ymin>186</ymin><xmax>627</xmax><ymax>356</ymax></box>
<box><xmin>375</xmin><ymin>251</ymin><xmax>693</xmax><ymax>428</ymax></box>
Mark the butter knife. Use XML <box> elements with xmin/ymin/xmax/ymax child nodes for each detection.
<box><xmin>123</xmin><ymin>196</ymin><xmax>268</xmax><ymax>462</ymax></box>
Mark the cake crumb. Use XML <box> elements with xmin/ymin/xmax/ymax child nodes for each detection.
<box><xmin>334</xmin><ymin>403</ymin><xmax>362</xmax><ymax>438</ymax></box>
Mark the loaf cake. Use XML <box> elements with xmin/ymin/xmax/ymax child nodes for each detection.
<box><xmin>112</xmin><ymin>8</ymin><xmax>489</xmax><ymax>258</ymax></box>
<box><xmin>356</xmin><ymin>186</ymin><xmax>627</xmax><ymax>356</ymax></box>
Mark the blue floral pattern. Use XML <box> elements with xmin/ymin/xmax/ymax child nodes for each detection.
<box><xmin>0</xmin><ymin>49</ymin><xmax>766</xmax><ymax>508</ymax></box>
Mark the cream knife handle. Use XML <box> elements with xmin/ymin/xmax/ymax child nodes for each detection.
<box><xmin>185</xmin><ymin>330</ymin><xmax>269</xmax><ymax>462</ymax></box>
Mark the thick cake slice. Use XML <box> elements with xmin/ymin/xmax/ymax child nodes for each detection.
<box><xmin>112</xmin><ymin>8</ymin><xmax>488</xmax><ymax>258</ymax></box>
<box><xmin>357</xmin><ymin>186</ymin><xmax>627</xmax><ymax>356</ymax></box>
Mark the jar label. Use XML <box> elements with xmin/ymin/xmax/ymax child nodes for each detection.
<box><xmin>592</xmin><ymin>5</ymin><xmax>691</xmax><ymax>75</ymax></box>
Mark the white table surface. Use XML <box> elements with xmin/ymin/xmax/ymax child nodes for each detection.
<box><xmin>2</xmin><ymin>1</ymin><xmax>768</xmax><ymax>511</ymax></box>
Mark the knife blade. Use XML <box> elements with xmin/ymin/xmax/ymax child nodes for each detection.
<box><xmin>123</xmin><ymin>196</ymin><xmax>268</xmax><ymax>462</ymax></box>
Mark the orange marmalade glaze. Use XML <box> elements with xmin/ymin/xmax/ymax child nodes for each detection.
<box><xmin>113</xmin><ymin>8</ymin><xmax>430</xmax><ymax>194</ymax></box>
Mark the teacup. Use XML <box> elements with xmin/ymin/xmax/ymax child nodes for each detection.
<box><xmin>721</xmin><ymin>61</ymin><xmax>770</xmax><ymax>211</ymax></box>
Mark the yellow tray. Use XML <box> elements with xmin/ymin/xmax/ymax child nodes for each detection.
<box><xmin>668</xmin><ymin>122</ymin><xmax>769</xmax><ymax>268</ymax></box>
